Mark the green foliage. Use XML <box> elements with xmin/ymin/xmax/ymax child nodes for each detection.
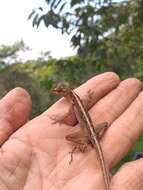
<box><xmin>29</xmin><ymin>0</ymin><xmax>124</xmax><ymax>51</ymax></box>
<box><xmin>29</xmin><ymin>0</ymin><xmax>143</xmax><ymax>77</ymax></box>
<box><xmin>0</xmin><ymin>41</ymin><xmax>29</xmax><ymax>65</ymax></box>
<box><xmin>0</xmin><ymin>65</ymin><xmax>51</xmax><ymax>118</ymax></box>
<box><xmin>24</xmin><ymin>56</ymin><xmax>106</xmax><ymax>89</ymax></box>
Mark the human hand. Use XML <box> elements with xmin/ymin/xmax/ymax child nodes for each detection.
<box><xmin>0</xmin><ymin>72</ymin><xmax>143</xmax><ymax>190</ymax></box>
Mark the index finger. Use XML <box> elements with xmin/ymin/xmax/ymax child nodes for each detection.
<box><xmin>44</xmin><ymin>72</ymin><xmax>120</xmax><ymax>125</ymax></box>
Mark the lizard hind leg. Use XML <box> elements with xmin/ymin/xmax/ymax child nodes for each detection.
<box><xmin>95</xmin><ymin>122</ymin><xmax>108</xmax><ymax>139</ymax></box>
<box><xmin>69</xmin><ymin>146</ymin><xmax>77</xmax><ymax>164</ymax></box>
<box><xmin>69</xmin><ymin>144</ymin><xmax>88</xmax><ymax>164</ymax></box>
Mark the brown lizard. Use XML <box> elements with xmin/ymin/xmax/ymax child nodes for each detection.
<box><xmin>51</xmin><ymin>87</ymin><xmax>110</xmax><ymax>190</ymax></box>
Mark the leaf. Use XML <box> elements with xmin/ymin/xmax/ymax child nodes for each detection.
<box><xmin>27</xmin><ymin>10</ymin><xmax>35</xmax><ymax>20</ymax></box>
<box><xmin>63</xmin><ymin>18</ymin><xmax>69</xmax><ymax>29</ymax></box>
<box><xmin>43</xmin><ymin>15</ymin><xmax>50</xmax><ymax>27</ymax></box>
<box><xmin>38</xmin><ymin>7</ymin><xmax>43</xmax><ymax>11</ymax></box>
<box><xmin>54</xmin><ymin>0</ymin><xmax>62</xmax><ymax>9</ymax></box>
<box><xmin>50</xmin><ymin>0</ymin><xmax>57</xmax><ymax>8</ymax></box>
<box><xmin>59</xmin><ymin>2</ymin><xmax>67</xmax><ymax>13</ymax></box>
<box><xmin>45</xmin><ymin>0</ymin><xmax>52</xmax><ymax>4</ymax></box>
<box><xmin>71</xmin><ymin>0</ymin><xmax>83</xmax><ymax>7</ymax></box>
<box><xmin>71</xmin><ymin>35</ymin><xmax>81</xmax><ymax>46</ymax></box>
<box><xmin>32</xmin><ymin>13</ymin><xmax>39</xmax><ymax>27</ymax></box>
<box><xmin>86</xmin><ymin>5</ymin><xmax>95</xmax><ymax>16</ymax></box>
<box><xmin>36</xmin><ymin>16</ymin><xmax>44</xmax><ymax>28</ymax></box>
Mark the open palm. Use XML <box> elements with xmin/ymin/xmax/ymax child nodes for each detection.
<box><xmin>0</xmin><ymin>72</ymin><xmax>143</xmax><ymax>190</ymax></box>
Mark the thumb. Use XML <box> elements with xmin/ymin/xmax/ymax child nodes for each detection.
<box><xmin>0</xmin><ymin>87</ymin><xmax>32</xmax><ymax>146</ymax></box>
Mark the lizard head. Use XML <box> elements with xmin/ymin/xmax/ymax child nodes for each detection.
<box><xmin>51</xmin><ymin>87</ymin><xmax>72</xmax><ymax>97</ymax></box>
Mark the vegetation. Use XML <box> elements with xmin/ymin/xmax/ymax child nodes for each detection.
<box><xmin>29</xmin><ymin>0</ymin><xmax>143</xmax><ymax>78</ymax></box>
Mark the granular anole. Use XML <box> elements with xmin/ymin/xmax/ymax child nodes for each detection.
<box><xmin>51</xmin><ymin>87</ymin><xmax>110</xmax><ymax>190</ymax></box>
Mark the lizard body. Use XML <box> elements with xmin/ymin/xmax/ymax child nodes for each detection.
<box><xmin>52</xmin><ymin>87</ymin><xmax>110</xmax><ymax>190</ymax></box>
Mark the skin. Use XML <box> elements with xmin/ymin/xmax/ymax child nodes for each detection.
<box><xmin>0</xmin><ymin>72</ymin><xmax>143</xmax><ymax>189</ymax></box>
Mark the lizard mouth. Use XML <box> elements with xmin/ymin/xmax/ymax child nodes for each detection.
<box><xmin>51</xmin><ymin>87</ymin><xmax>70</xmax><ymax>96</ymax></box>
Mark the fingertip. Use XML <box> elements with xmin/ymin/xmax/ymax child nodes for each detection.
<box><xmin>0</xmin><ymin>87</ymin><xmax>32</xmax><ymax>146</ymax></box>
<box><xmin>100</xmin><ymin>72</ymin><xmax>120</xmax><ymax>81</ymax></box>
<box><xmin>11</xmin><ymin>87</ymin><xmax>32</xmax><ymax>104</ymax></box>
<box><xmin>121</xmin><ymin>78</ymin><xmax>142</xmax><ymax>91</ymax></box>
<box><xmin>0</xmin><ymin>87</ymin><xmax>32</xmax><ymax>119</ymax></box>
<box><xmin>12</xmin><ymin>87</ymin><xmax>32</xmax><ymax>119</ymax></box>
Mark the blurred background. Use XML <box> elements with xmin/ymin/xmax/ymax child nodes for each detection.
<box><xmin>0</xmin><ymin>0</ymin><xmax>143</xmax><ymax>171</ymax></box>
